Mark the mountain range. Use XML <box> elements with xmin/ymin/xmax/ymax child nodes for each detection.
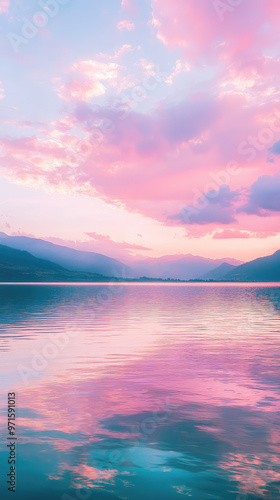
<box><xmin>129</xmin><ymin>255</ymin><xmax>242</xmax><ymax>280</ymax></box>
<box><xmin>0</xmin><ymin>232</ymin><xmax>279</xmax><ymax>282</ymax></box>
<box><xmin>0</xmin><ymin>244</ymin><xmax>109</xmax><ymax>282</ymax></box>
<box><xmin>199</xmin><ymin>262</ymin><xmax>237</xmax><ymax>281</ymax></box>
<box><xmin>0</xmin><ymin>233</ymin><xmax>131</xmax><ymax>278</ymax></box>
<box><xmin>0</xmin><ymin>233</ymin><xmax>242</xmax><ymax>281</ymax></box>
<box><xmin>223</xmin><ymin>250</ymin><xmax>280</xmax><ymax>282</ymax></box>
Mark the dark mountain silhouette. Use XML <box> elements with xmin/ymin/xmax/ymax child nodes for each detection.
<box><xmin>131</xmin><ymin>255</ymin><xmax>242</xmax><ymax>280</ymax></box>
<box><xmin>0</xmin><ymin>233</ymin><xmax>131</xmax><ymax>278</ymax></box>
<box><xmin>199</xmin><ymin>262</ymin><xmax>237</xmax><ymax>280</ymax></box>
<box><xmin>0</xmin><ymin>244</ymin><xmax>109</xmax><ymax>282</ymax></box>
<box><xmin>223</xmin><ymin>250</ymin><xmax>280</xmax><ymax>282</ymax></box>
<box><xmin>2</xmin><ymin>232</ymin><xmax>280</xmax><ymax>282</ymax></box>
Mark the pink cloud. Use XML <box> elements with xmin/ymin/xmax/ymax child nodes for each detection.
<box><xmin>68</xmin><ymin>93</ymin><xmax>279</xmax><ymax>210</ymax></box>
<box><xmin>17</xmin><ymin>233</ymin><xmax>152</xmax><ymax>261</ymax></box>
<box><xmin>1</xmin><ymin>56</ymin><xmax>279</xmax><ymax>242</ymax></box>
<box><xmin>84</xmin><ymin>232</ymin><xmax>152</xmax><ymax>259</ymax></box>
<box><xmin>0</xmin><ymin>0</ymin><xmax>9</xmax><ymax>14</ymax></box>
<box><xmin>213</xmin><ymin>229</ymin><xmax>278</xmax><ymax>239</ymax></box>
<box><xmin>95</xmin><ymin>44</ymin><xmax>139</xmax><ymax>62</ymax></box>
<box><xmin>117</xmin><ymin>20</ymin><xmax>135</xmax><ymax>31</ymax></box>
<box><xmin>109</xmin><ymin>44</ymin><xmax>137</xmax><ymax>59</ymax></box>
<box><xmin>165</xmin><ymin>59</ymin><xmax>190</xmax><ymax>85</ymax></box>
<box><xmin>64</xmin><ymin>464</ymin><xmax>117</xmax><ymax>486</ymax></box>
<box><xmin>11</xmin><ymin>230</ymin><xmax>37</xmax><ymax>238</ymax></box>
<box><xmin>54</xmin><ymin>60</ymin><xmax>121</xmax><ymax>102</ymax></box>
<box><xmin>1</xmin><ymin>89</ymin><xmax>279</xmax><ymax>234</ymax></box>
<box><xmin>0</xmin><ymin>81</ymin><xmax>5</xmax><ymax>99</ymax></box>
<box><xmin>151</xmin><ymin>0</ymin><xmax>280</xmax><ymax>65</ymax></box>
<box><xmin>121</xmin><ymin>0</ymin><xmax>130</xmax><ymax>7</ymax></box>
<box><xmin>85</xmin><ymin>232</ymin><xmax>150</xmax><ymax>249</ymax></box>
<box><xmin>121</xmin><ymin>0</ymin><xmax>139</xmax><ymax>15</ymax></box>
<box><xmin>213</xmin><ymin>230</ymin><xmax>251</xmax><ymax>239</ymax></box>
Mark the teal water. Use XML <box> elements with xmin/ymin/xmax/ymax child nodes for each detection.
<box><xmin>1</xmin><ymin>284</ymin><xmax>280</xmax><ymax>499</ymax></box>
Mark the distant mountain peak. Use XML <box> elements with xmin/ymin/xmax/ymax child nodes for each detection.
<box><xmin>0</xmin><ymin>233</ymin><xmax>132</xmax><ymax>278</ymax></box>
<box><xmin>0</xmin><ymin>243</ymin><xmax>109</xmax><ymax>282</ymax></box>
<box><xmin>223</xmin><ymin>250</ymin><xmax>280</xmax><ymax>282</ymax></box>
<box><xmin>199</xmin><ymin>262</ymin><xmax>237</xmax><ymax>281</ymax></box>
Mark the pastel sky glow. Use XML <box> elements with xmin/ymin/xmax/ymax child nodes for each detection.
<box><xmin>0</xmin><ymin>0</ymin><xmax>280</xmax><ymax>262</ymax></box>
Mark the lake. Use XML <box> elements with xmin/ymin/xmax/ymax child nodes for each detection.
<box><xmin>1</xmin><ymin>283</ymin><xmax>280</xmax><ymax>499</ymax></box>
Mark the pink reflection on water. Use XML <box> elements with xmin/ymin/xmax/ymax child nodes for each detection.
<box><xmin>2</xmin><ymin>284</ymin><xmax>280</xmax><ymax>495</ymax></box>
<box><xmin>221</xmin><ymin>453</ymin><xmax>280</xmax><ymax>496</ymax></box>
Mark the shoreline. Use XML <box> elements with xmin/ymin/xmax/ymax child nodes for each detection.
<box><xmin>1</xmin><ymin>281</ymin><xmax>280</xmax><ymax>286</ymax></box>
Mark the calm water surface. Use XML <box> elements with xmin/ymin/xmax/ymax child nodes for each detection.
<box><xmin>1</xmin><ymin>284</ymin><xmax>280</xmax><ymax>499</ymax></box>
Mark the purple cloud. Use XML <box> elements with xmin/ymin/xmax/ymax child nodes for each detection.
<box><xmin>169</xmin><ymin>185</ymin><xmax>239</xmax><ymax>225</ymax></box>
<box><xmin>240</xmin><ymin>174</ymin><xmax>280</xmax><ymax>215</ymax></box>
<box><xmin>73</xmin><ymin>94</ymin><xmax>220</xmax><ymax>151</ymax></box>
<box><xmin>267</xmin><ymin>140</ymin><xmax>280</xmax><ymax>162</ymax></box>
<box><xmin>269</xmin><ymin>140</ymin><xmax>280</xmax><ymax>157</ymax></box>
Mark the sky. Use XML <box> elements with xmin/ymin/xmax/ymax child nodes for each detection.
<box><xmin>0</xmin><ymin>0</ymin><xmax>280</xmax><ymax>263</ymax></box>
